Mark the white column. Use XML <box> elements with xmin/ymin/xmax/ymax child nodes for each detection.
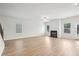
<box><xmin>0</xmin><ymin>34</ymin><xmax>5</xmax><ymax>56</ymax></box>
<box><xmin>58</xmin><ymin>19</ymin><xmax>62</xmax><ymax>38</ymax></box>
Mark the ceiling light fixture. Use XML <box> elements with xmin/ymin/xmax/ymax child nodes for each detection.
<box><xmin>42</xmin><ymin>16</ymin><xmax>49</xmax><ymax>22</ymax></box>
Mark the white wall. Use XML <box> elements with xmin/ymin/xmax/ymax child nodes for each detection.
<box><xmin>0</xmin><ymin>17</ymin><xmax>5</xmax><ymax>56</ymax></box>
<box><xmin>61</xmin><ymin>15</ymin><xmax>79</xmax><ymax>39</ymax></box>
<box><xmin>1</xmin><ymin>16</ymin><xmax>44</xmax><ymax>40</ymax></box>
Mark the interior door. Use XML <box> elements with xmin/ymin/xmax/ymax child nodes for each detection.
<box><xmin>0</xmin><ymin>24</ymin><xmax>3</xmax><ymax>39</ymax></box>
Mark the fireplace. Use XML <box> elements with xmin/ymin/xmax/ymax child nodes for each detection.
<box><xmin>50</xmin><ymin>30</ymin><xmax>57</xmax><ymax>38</ymax></box>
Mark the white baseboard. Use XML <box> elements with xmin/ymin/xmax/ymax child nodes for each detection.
<box><xmin>4</xmin><ymin>34</ymin><xmax>44</xmax><ymax>40</ymax></box>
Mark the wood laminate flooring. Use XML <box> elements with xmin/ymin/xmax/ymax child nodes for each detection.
<box><xmin>2</xmin><ymin>36</ymin><xmax>79</xmax><ymax>56</ymax></box>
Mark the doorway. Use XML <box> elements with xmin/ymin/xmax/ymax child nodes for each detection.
<box><xmin>45</xmin><ymin>25</ymin><xmax>50</xmax><ymax>36</ymax></box>
<box><xmin>0</xmin><ymin>24</ymin><xmax>4</xmax><ymax>39</ymax></box>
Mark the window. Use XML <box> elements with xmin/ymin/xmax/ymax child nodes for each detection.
<box><xmin>64</xmin><ymin>23</ymin><xmax>71</xmax><ymax>33</ymax></box>
<box><xmin>16</xmin><ymin>24</ymin><xmax>22</xmax><ymax>33</ymax></box>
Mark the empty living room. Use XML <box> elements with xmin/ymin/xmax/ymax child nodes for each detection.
<box><xmin>1</xmin><ymin>2</ymin><xmax>79</xmax><ymax>57</ymax></box>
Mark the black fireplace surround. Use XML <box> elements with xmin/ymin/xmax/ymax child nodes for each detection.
<box><xmin>50</xmin><ymin>30</ymin><xmax>57</xmax><ymax>38</ymax></box>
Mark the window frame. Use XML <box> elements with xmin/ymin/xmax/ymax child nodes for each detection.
<box><xmin>64</xmin><ymin>23</ymin><xmax>71</xmax><ymax>33</ymax></box>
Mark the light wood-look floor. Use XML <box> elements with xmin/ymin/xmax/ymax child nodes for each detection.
<box><xmin>2</xmin><ymin>36</ymin><xmax>79</xmax><ymax>56</ymax></box>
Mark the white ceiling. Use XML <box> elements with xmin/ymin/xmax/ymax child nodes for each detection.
<box><xmin>0</xmin><ymin>3</ymin><xmax>79</xmax><ymax>20</ymax></box>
